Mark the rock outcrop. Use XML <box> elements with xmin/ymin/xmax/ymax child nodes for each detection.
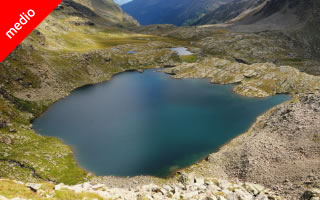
<box><xmin>162</xmin><ymin>57</ymin><xmax>320</xmax><ymax>97</ymax></box>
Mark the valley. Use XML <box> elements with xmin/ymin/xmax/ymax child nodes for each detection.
<box><xmin>0</xmin><ymin>0</ymin><xmax>319</xmax><ymax>199</ymax></box>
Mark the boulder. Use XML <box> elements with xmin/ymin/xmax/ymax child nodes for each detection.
<box><xmin>26</xmin><ymin>183</ymin><xmax>41</xmax><ymax>192</ymax></box>
<box><xmin>234</xmin><ymin>188</ymin><xmax>253</xmax><ymax>200</ymax></box>
<box><xmin>182</xmin><ymin>191</ymin><xmax>198</xmax><ymax>199</ymax></box>
<box><xmin>0</xmin><ymin>136</ymin><xmax>13</xmax><ymax>145</ymax></box>
<box><xmin>255</xmin><ymin>193</ymin><xmax>269</xmax><ymax>200</ymax></box>
<box><xmin>9</xmin><ymin>128</ymin><xmax>17</xmax><ymax>133</ymax></box>
<box><xmin>301</xmin><ymin>189</ymin><xmax>320</xmax><ymax>200</ymax></box>
<box><xmin>54</xmin><ymin>183</ymin><xmax>64</xmax><ymax>191</ymax></box>
<box><xmin>245</xmin><ymin>183</ymin><xmax>265</xmax><ymax>196</ymax></box>
<box><xmin>0</xmin><ymin>120</ymin><xmax>6</xmax><ymax>129</ymax></box>
<box><xmin>244</xmin><ymin>70</ymin><xmax>258</xmax><ymax>78</ymax></box>
<box><xmin>178</xmin><ymin>173</ymin><xmax>192</xmax><ymax>185</ymax></box>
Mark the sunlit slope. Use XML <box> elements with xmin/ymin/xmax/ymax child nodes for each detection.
<box><xmin>67</xmin><ymin>0</ymin><xmax>139</xmax><ymax>26</ymax></box>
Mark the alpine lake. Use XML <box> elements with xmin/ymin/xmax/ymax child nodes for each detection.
<box><xmin>33</xmin><ymin>68</ymin><xmax>290</xmax><ymax>177</ymax></box>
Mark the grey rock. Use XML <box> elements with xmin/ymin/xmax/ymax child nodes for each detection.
<box><xmin>26</xmin><ymin>183</ymin><xmax>41</xmax><ymax>192</ymax></box>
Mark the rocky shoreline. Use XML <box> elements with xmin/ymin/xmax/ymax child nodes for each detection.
<box><xmin>1</xmin><ymin>171</ymin><xmax>319</xmax><ymax>199</ymax></box>
<box><xmin>0</xmin><ymin>173</ymin><xmax>287</xmax><ymax>200</ymax></box>
<box><xmin>178</xmin><ymin>93</ymin><xmax>320</xmax><ymax>199</ymax></box>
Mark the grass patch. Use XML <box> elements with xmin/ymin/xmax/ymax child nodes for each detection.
<box><xmin>54</xmin><ymin>189</ymin><xmax>107</xmax><ymax>200</ymax></box>
<box><xmin>0</xmin><ymin>180</ymin><xmax>41</xmax><ymax>200</ymax></box>
<box><xmin>180</xmin><ymin>55</ymin><xmax>198</xmax><ymax>63</ymax></box>
<box><xmin>0</xmin><ymin>96</ymin><xmax>88</xmax><ymax>185</ymax></box>
<box><xmin>0</xmin><ymin>180</ymin><xmax>110</xmax><ymax>200</ymax></box>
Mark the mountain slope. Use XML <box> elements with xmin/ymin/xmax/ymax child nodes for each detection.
<box><xmin>292</xmin><ymin>0</ymin><xmax>320</xmax><ymax>62</ymax></box>
<box><xmin>194</xmin><ymin>0</ymin><xmax>265</xmax><ymax>25</ymax></box>
<box><xmin>227</xmin><ymin>0</ymin><xmax>320</xmax><ymax>69</ymax></box>
<box><xmin>67</xmin><ymin>0</ymin><xmax>139</xmax><ymax>26</ymax></box>
<box><xmin>122</xmin><ymin>0</ymin><xmax>233</xmax><ymax>26</ymax></box>
<box><xmin>230</xmin><ymin>0</ymin><xmax>313</xmax><ymax>32</ymax></box>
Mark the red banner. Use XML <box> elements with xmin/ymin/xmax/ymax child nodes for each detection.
<box><xmin>0</xmin><ymin>0</ymin><xmax>62</xmax><ymax>62</ymax></box>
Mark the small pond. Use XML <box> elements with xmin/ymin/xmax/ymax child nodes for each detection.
<box><xmin>126</xmin><ymin>51</ymin><xmax>137</xmax><ymax>54</ymax></box>
<box><xmin>171</xmin><ymin>47</ymin><xmax>193</xmax><ymax>56</ymax></box>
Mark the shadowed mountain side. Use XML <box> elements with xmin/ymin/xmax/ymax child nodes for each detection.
<box><xmin>230</xmin><ymin>0</ymin><xmax>313</xmax><ymax>32</ymax></box>
<box><xmin>292</xmin><ymin>0</ymin><xmax>320</xmax><ymax>63</ymax></box>
<box><xmin>194</xmin><ymin>0</ymin><xmax>265</xmax><ymax>25</ymax></box>
<box><xmin>121</xmin><ymin>0</ymin><xmax>233</xmax><ymax>26</ymax></box>
<box><xmin>227</xmin><ymin>0</ymin><xmax>320</xmax><ymax>72</ymax></box>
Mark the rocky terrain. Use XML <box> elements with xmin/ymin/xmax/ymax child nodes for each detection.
<box><xmin>161</xmin><ymin>57</ymin><xmax>320</xmax><ymax>97</ymax></box>
<box><xmin>131</xmin><ymin>25</ymin><xmax>320</xmax><ymax>76</ymax></box>
<box><xmin>1</xmin><ymin>172</ymin><xmax>320</xmax><ymax>199</ymax></box>
<box><xmin>180</xmin><ymin>93</ymin><xmax>320</xmax><ymax>199</ymax></box>
<box><xmin>0</xmin><ymin>174</ymin><xmax>295</xmax><ymax>200</ymax></box>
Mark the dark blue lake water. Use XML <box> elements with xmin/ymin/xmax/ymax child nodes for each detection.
<box><xmin>33</xmin><ymin>70</ymin><xmax>290</xmax><ymax>177</ymax></box>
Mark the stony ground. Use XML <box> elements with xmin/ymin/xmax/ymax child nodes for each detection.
<box><xmin>0</xmin><ymin>174</ymin><xmax>288</xmax><ymax>200</ymax></box>
<box><xmin>132</xmin><ymin>25</ymin><xmax>320</xmax><ymax>76</ymax></box>
<box><xmin>1</xmin><ymin>173</ymin><xmax>320</xmax><ymax>199</ymax></box>
<box><xmin>180</xmin><ymin>93</ymin><xmax>320</xmax><ymax>199</ymax></box>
